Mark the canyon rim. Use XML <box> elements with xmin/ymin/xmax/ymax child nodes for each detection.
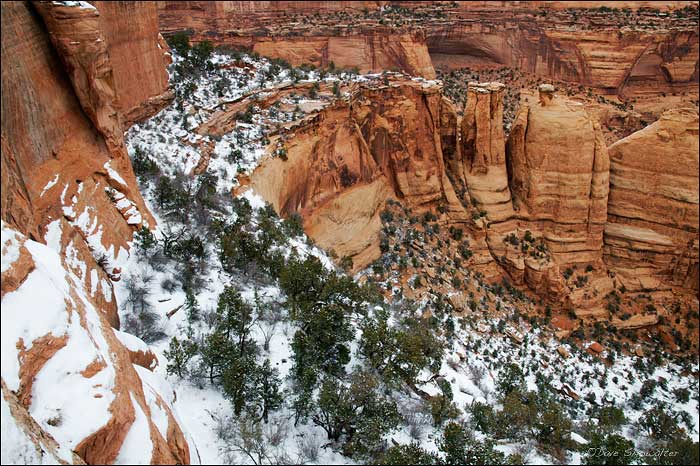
<box><xmin>1</xmin><ymin>1</ymin><xmax>699</xmax><ymax>465</ymax></box>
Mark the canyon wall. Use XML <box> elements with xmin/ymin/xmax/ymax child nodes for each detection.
<box><xmin>248</xmin><ymin>76</ymin><xmax>697</xmax><ymax>313</ymax></box>
<box><xmin>93</xmin><ymin>1</ymin><xmax>173</xmax><ymax>125</ymax></box>
<box><xmin>604</xmin><ymin>107</ymin><xmax>699</xmax><ymax>292</ymax></box>
<box><xmin>507</xmin><ymin>86</ymin><xmax>610</xmax><ymax>267</ymax></box>
<box><xmin>1</xmin><ymin>2</ymin><xmax>192</xmax><ymax>463</ymax></box>
<box><xmin>156</xmin><ymin>1</ymin><xmax>698</xmax><ymax>96</ymax></box>
<box><xmin>156</xmin><ymin>1</ymin><xmax>435</xmax><ymax>78</ymax></box>
<box><xmin>426</xmin><ymin>18</ymin><xmax>698</xmax><ymax>97</ymax></box>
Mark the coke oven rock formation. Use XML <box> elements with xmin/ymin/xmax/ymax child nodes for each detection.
<box><xmin>249</xmin><ymin>75</ymin><xmax>698</xmax><ymax>312</ymax></box>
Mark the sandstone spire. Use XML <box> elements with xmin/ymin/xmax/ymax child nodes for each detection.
<box><xmin>456</xmin><ymin>82</ymin><xmax>515</xmax><ymax>223</ymax></box>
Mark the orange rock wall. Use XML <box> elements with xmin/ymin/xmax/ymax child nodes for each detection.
<box><xmin>156</xmin><ymin>1</ymin><xmax>436</xmax><ymax>78</ymax></box>
<box><xmin>1</xmin><ymin>2</ymin><xmax>191</xmax><ymax>463</ymax></box>
<box><xmin>93</xmin><ymin>1</ymin><xmax>173</xmax><ymax>124</ymax></box>
<box><xmin>605</xmin><ymin>108</ymin><xmax>699</xmax><ymax>291</ymax></box>
<box><xmin>507</xmin><ymin>90</ymin><xmax>610</xmax><ymax>266</ymax></box>
<box><xmin>156</xmin><ymin>1</ymin><xmax>697</xmax><ymax>94</ymax></box>
<box><xmin>428</xmin><ymin>24</ymin><xmax>698</xmax><ymax>96</ymax></box>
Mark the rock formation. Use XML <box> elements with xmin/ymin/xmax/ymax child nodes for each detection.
<box><xmin>157</xmin><ymin>1</ymin><xmax>436</xmax><ymax>78</ymax></box>
<box><xmin>453</xmin><ymin>82</ymin><xmax>515</xmax><ymax>223</ymax></box>
<box><xmin>245</xmin><ymin>64</ymin><xmax>697</xmax><ymax>313</ymax></box>
<box><xmin>156</xmin><ymin>1</ymin><xmax>699</xmax><ymax>97</ymax></box>
<box><xmin>92</xmin><ymin>1</ymin><xmax>174</xmax><ymax>125</ymax></box>
<box><xmin>428</xmin><ymin>21</ymin><xmax>699</xmax><ymax>97</ymax></box>
<box><xmin>507</xmin><ymin>84</ymin><xmax>611</xmax><ymax>267</ymax></box>
<box><xmin>605</xmin><ymin>107</ymin><xmax>699</xmax><ymax>292</ymax></box>
<box><xmin>250</xmin><ymin>79</ymin><xmax>464</xmax><ymax>269</ymax></box>
<box><xmin>1</xmin><ymin>2</ymin><xmax>192</xmax><ymax>463</ymax></box>
<box><xmin>1</xmin><ymin>223</ymin><xmax>193</xmax><ymax>465</ymax></box>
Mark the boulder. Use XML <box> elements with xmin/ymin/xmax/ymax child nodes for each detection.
<box><xmin>557</xmin><ymin>346</ymin><xmax>571</xmax><ymax>359</ymax></box>
<box><xmin>588</xmin><ymin>341</ymin><xmax>604</xmax><ymax>354</ymax></box>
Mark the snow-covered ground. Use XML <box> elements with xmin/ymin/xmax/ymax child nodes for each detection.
<box><xmin>117</xmin><ymin>48</ymin><xmax>699</xmax><ymax>465</ymax></box>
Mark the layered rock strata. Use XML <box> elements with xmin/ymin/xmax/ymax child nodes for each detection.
<box><xmin>157</xmin><ymin>1</ymin><xmax>435</xmax><ymax>78</ymax></box>
<box><xmin>507</xmin><ymin>84</ymin><xmax>611</xmax><ymax>267</ymax></box>
<box><xmin>453</xmin><ymin>82</ymin><xmax>515</xmax><ymax>223</ymax></box>
<box><xmin>250</xmin><ymin>80</ymin><xmax>466</xmax><ymax>269</ymax></box>
<box><xmin>1</xmin><ymin>2</ymin><xmax>192</xmax><ymax>463</ymax></box>
<box><xmin>604</xmin><ymin>107</ymin><xmax>699</xmax><ymax>292</ymax></box>
<box><xmin>156</xmin><ymin>1</ymin><xmax>698</xmax><ymax>97</ymax></box>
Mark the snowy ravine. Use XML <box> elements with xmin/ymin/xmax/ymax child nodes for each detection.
<box><xmin>117</xmin><ymin>49</ymin><xmax>365</xmax><ymax>465</ymax></box>
<box><xmin>115</xmin><ymin>47</ymin><xmax>698</xmax><ymax>466</ymax></box>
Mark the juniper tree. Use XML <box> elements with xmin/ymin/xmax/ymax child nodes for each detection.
<box><xmin>164</xmin><ymin>336</ymin><xmax>197</xmax><ymax>378</ymax></box>
<box><xmin>250</xmin><ymin>359</ymin><xmax>283</xmax><ymax>423</ymax></box>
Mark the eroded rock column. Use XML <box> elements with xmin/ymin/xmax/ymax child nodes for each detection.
<box><xmin>457</xmin><ymin>82</ymin><xmax>515</xmax><ymax>223</ymax></box>
<box><xmin>507</xmin><ymin>84</ymin><xmax>610</xmax><ymax>266</ymax></box>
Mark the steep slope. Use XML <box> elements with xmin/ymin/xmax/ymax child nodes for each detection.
<box><xmin>1</xmin><ymin>223</ymin><xmax>192</xmax><ymax>465</ymax></box>
<box><xmin>1</xmin><ymin>2</ymin><xmax>193</xmax><ymax>463</ymax></box>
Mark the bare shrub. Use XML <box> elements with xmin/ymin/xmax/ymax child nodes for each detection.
<box><xmin>296</xmin><ymin>433</ymin><xmax>321</xmax><ymax>462</ymax></box>
<box><xmin>218</xmin><ymin>415</ymin><xmax>271</xmax><ymax>465</ymax></box>
<box><xmin>122</xmin><ymin>270</ymin><xmax>165</xmax><ymax>343</ymax></box>
<box><xmin>264</xmin><ymin>415</ymin><xmax>289</xmax><ymax>447</ymax></box>
<box><xmin>257</xmin><ymin>321</ymin><xmax>277</xmax><ymax>352</ymax></box>
<box><xmin>400</xmin><ymin>399</ymin><xmax>431</xmax><ymax>440</ymax></box>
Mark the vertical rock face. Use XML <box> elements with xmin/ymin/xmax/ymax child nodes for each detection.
<box><xmin>453</xmin><ymin>82</ymin><xmax>515</xmax><ymax>222</ymax></box>
<box><xmin>1</xmin><ymin>2</ymin><xmax>193</xmax><ymax>463</ymax></box>
<box><xmin>507</xmin><ymin>84</ymin><xmax>610</xmax><ymax>266</ymax></box>
<box><xmin>92</xmin><ymin>1</ymin><xmax>173</xmax><ymax>125</ymax></box>
<box><xmin>34</xmin><ymin>1</ymin><xmax>173</xmax><ymax>147</ymax></box>
<box><xmin>33</xmin><ymin>1</ymin><xmax>124</xmax><ymax>152</ymax></box>
<box><xmin>251</xmin><ymin>80</ymin><xmax>463</xmax><ymax>269</ymax></box>
<box><xmin>156</xmin><ymin>1</ymin><xmax>436</xmax><ymax>78</ymax></box>
<box><xmin>2</xmin><ymin>0</ymin><xmax>154</xmax><ymax>307</ymax></box>
<box><xmin>249</xmin><ymin>33</ymin><xmax>436</xmax><ymax>79</ymax></box>
<box><xmin>605</xmin><ymin>108</ymin><xmax>699</xmax><ymax>292</ymax></box>
<box><xmin>424</xmin><ymin>4</ymin><xmax>699</xmax><ymax>97</ymax></box>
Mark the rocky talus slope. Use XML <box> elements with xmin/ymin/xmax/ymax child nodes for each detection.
<box><xmin>1</xmin><ymin>2</ymin><xmax>193</xmax><ymax>464</ymax></box>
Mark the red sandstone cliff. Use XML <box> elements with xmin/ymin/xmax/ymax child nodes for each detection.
<box><xmin>605</xmin><ymin>107</ymin><xmax>699</xmax><ymax>292</ymax></box>
<box><xmin>249</xmin><ymin>79</ymin><xmax>463</xmax><ymax>269</ymax></box>
<box><xmin>156</xmin><ymin>1</ymin><xmax>698</xmax><ymax>96</ymax></box>
<box><xmin>157</xmin><ymin>1</ymin><xmax>436</xmax><ymax>78</ymax></box>
<box><xmin>1</xmin><ymin>2</ymin><xmax>191</xmax><ymax>463</ymax></box>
